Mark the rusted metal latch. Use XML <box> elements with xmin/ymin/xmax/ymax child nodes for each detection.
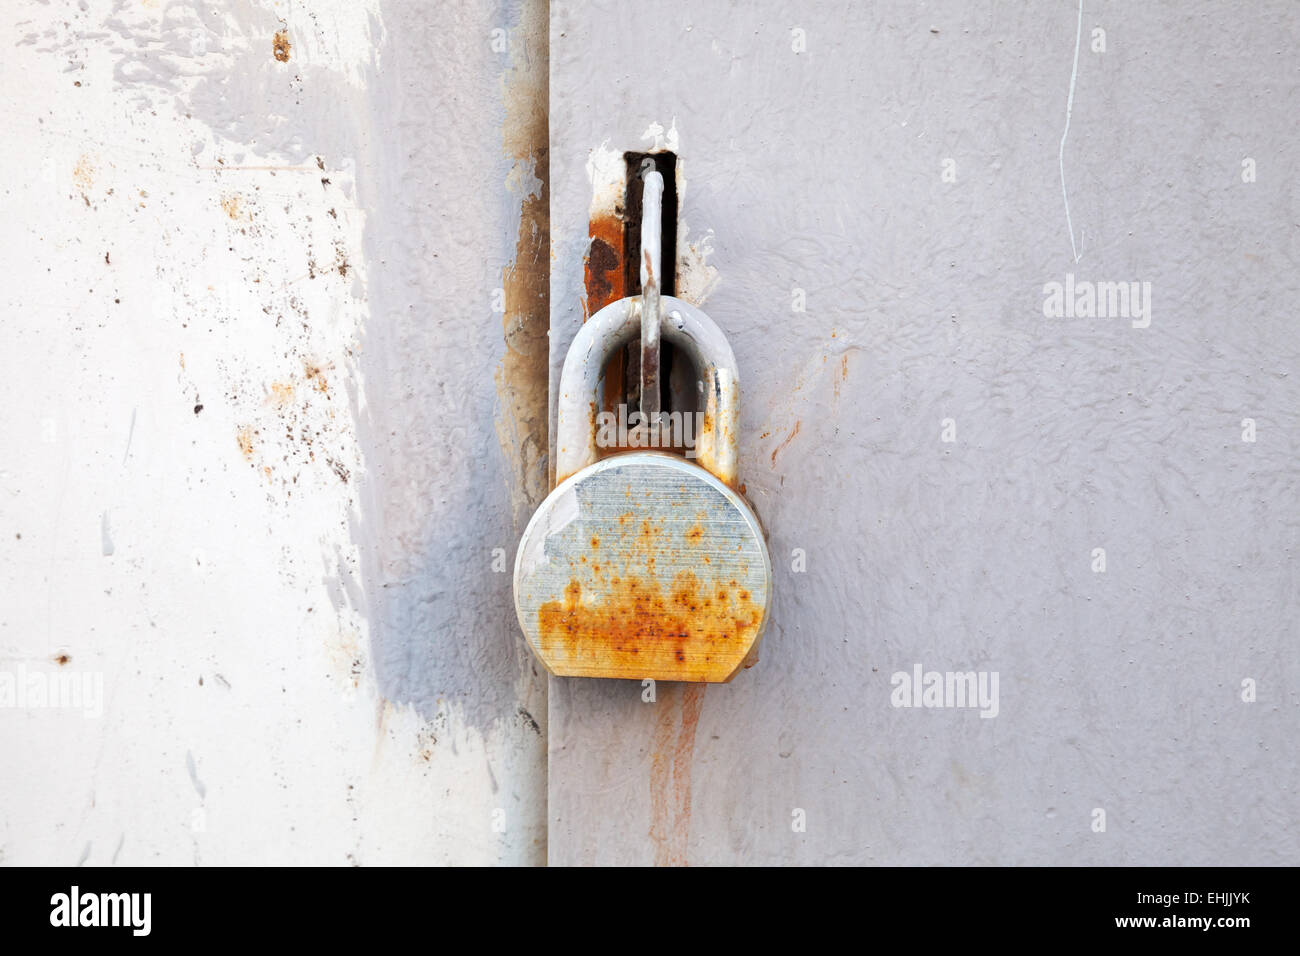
<box><xmin>512</xmin><ymin>161</ymin><xmax>771</xmax><ymax>683</ymax></box>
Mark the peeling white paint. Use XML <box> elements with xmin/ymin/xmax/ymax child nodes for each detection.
<box><xmin>584</xmin><ymin>139</ymin><xmax>625</xmax><ymax>220</ymax></box>
<box><xmin>641</xmin><ymin>117</ymin><xmax>679</xmax><ymax>153</ymax></box>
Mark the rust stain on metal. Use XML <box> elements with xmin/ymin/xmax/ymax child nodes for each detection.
<box><xmin>585</xmin><ymin>201</ymin><xmax>627</xmax><ymax>427</ymax></box>
<box><xmin>649</xmin><ymin>682</ymin><xmax>705</xmax><ymax>866</ymax></box>
<box><xmin>267</xmin><ymin>381</ymin><xmax>295</xmax><ymax>407</ymax></box>
<box><xmin>72</xmin><ymin>155</ymin><xmax>94</xmax><ymax>191</ymax></box>
<box><xmin>303</xmin><ymin>359</ymin><xmax>330</xmax><ymax>394</ymax></box>
<box><xmin>273</xmin><ymin>30</ymin><xmax>291</xmax><ymax>62</ymax></box>
<box><xmin>220</xmin><ymin>194</ymin><xmax>244</xmax><ymax>220</ymax></box>
<box><xmin>536</xmin><ymin>548</ymin><xmax>762</xmax><ymax>683</ymax></box>
<box><xmin>770</xmin><ymin>419</ymin><xmax>801</xmax><ymax>466</ymax></box>
<box><xmin>584</xmin><ymin>212</ymin><xmax>626</xmax><ymax>319</ymax></box>
<box><xmin>494</xmin><ymin>0</ymin><xmax>550</xmax><ymax>513</ymax></box>
<box><xmin>236</xmin><ymin>426</ymin><xmax>255</xmax><ymax>461</ymax></box>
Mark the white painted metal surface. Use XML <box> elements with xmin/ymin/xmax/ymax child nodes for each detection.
<box><xmin>2</xmin><ymin>0</ymin><xmax>548</xmax><ymax>865</ymax></box>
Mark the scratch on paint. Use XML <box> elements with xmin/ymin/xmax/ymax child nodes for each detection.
<box><xmin>186</xmin><ymin>750</ymin><xmax>206</xmax><ymax>800</ymax></box>
<box><xmin>100</xmin><ymin>512</ymin><xmax>114</xmax><ymax>557</ymax></box>
<box><xmin>1059</xmin><ymin>0</ymin><xmax>1084</xmax><ymax>263</ymax></box>
<box><xmin>122</xmin><ymin>407</ymin><xmax>136</xmax><ymax>464</ymax></box>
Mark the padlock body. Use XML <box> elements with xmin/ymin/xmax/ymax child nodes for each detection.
<box><xmin>514</xmin><ymin>452</ymin><xmax>771</xmax><ymax>682</ymax></box>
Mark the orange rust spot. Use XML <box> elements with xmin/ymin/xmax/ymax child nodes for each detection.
<box><xmin>590</xmin><ymin>536</ymin><xmax>599</xmax><ymax>549</ymax></box>
<box><xmin>236</xmin><ymin>426</ymin><xmax>255</xmax><ymax>460</ymax></box>
<box><xmin>268</xmin><ymin>381</ymin><xmax>295</xmax><ymax>407</ymax></box>
<box><xmin>536</xmin><ymin>571</ymin><xmax>762</xmax><ymax>682</ymax></box>
<box><xmin>53</xmin><ymin>654</ymin><xmax>71</xmax><ymax>666</ymax></box>
<box><xmin>220</xmin><ymin>194</ymin><xmax>243</xmax><ymax>220</ymax></box>
<box><xmin>685</xmin><ymin>524</ymin><xmax>703</xmax><ymax>543</ymax></box>
<box><xmin>273</xmin><ymin>30</ymin><xmax>291</xmax><ymax>62</ymax></box>
<box><xmin>72</xmin><ymin>155</ymin><xmax>94</xmax><ymax>192</ymax></box>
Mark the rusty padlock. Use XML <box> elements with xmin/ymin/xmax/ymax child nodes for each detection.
<box><xmin>513</xmin><ymin>293</ymin><xmax>772</xmax><ymax>682</ymax></box>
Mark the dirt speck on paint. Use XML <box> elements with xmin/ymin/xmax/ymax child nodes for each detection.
<box><xmin>273</xmin><ymin>30</ymin><xmax>291</xmax><ymax>62</ymax></box>
<box><xmin>303</xmin><ymin>360</ymin><xmax>330</xmax><ymax>394</ymax></box>
<box><xmin>517</xmin><ymin>708</ymin><xmax>541</xmax><ymax>735</ymax></box>
<box><xmin>326</xmin><ymin>457</ymin><xmax>350</xmax><ymax>483</ymax></box>
<box><xmin>648</xmin><ymin>683</ymin><xmax>705</xmax><ymax>866</ymax></box>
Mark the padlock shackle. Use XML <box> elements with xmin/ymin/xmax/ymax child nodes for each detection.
<box><xmin>555</xmin><ymin>295</ymin><xmax>740</xmax><ymax>488</ymax></box>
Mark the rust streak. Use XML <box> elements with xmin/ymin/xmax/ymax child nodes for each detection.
<box><xmin>770</xmin><ymin>420</ymin><xmax>801</xmax><ymax>466</ymax></box>
<box><xmin>494</xmin><ymin>0</ymin><xmax>550</xmax><ymax>509</ymax></box>
<box><xmin>649</xmin><ymin>683</ymin><xmax>706</xmax><ymax>866</ymax></box>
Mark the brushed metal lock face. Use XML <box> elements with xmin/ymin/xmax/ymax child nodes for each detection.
<box><xmin>513</xmin><ymin>294</ymin><xmax>772</xmax><ymax>682</ymax></box>
<box><xmin>515</xmin><ymin>452</ymin><xmax>771</xmax><ymax>682</ymax></box>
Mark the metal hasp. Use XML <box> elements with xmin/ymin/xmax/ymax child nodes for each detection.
<box><xmin>514</xmin><ymin>288</ymin><xmax>772</xmax><ymax>683</ymax></box>
<box><xmin>638</xmin><ymin>159</ymin><xmax>663</xmax><ymax>428</ymax></box>
<box><xmin>514</xmin><ymin>157</ymin><xmax>769</xmax><ymax>683</ymax></box>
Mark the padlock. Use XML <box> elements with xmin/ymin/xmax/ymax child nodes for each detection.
<box><xmin>513</xmin><ymin>293</ymin><xmax>772</xmax><ymax>682</ymax></box>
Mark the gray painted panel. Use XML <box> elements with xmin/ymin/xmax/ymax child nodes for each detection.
<box><xmin>548</xmin><ymin>0</ymin><xmax>1300</xmax><ymax>865</ymax></box>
